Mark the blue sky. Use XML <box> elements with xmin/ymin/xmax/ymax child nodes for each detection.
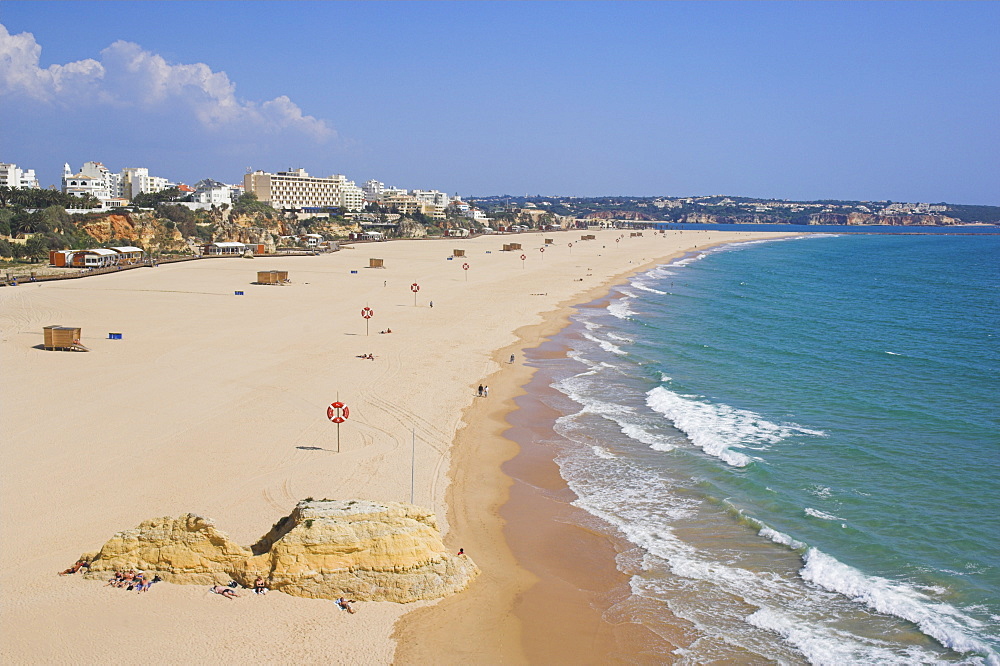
<box><xmin>2</xmin><ymin>1</ymin><xmax>997</xmax><ymax>203</ymax></box>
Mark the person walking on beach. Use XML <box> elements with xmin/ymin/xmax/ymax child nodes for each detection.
<box><xmin>478</xmin><ymin>385</ymin><xmax>484</xmax><ymax>397</ymax></box>
<box><xmin>510</xmin><ymin>354</ymin><xmax>515</xmax><ymax>364</ymax></box>
<box><xmin>483</xmin><ymin>386</ymin><xmax>489</xmax><ymax>398</ymax></box>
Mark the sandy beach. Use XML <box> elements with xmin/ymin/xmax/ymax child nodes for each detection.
<box><xmin>1</xmin><ymin>228</ymin><xmax>790</xmax><ymax>664</ymax></box>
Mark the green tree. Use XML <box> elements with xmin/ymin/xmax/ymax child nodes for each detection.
<box><xmin>24</xmin><ymin>235</ymin><xmax>50</xmax><ymax>263</ymax></box>
<box><xmin>132</xmin><ymin>187</ymin><xmax>182</xmax><ymax>208</ymax></box>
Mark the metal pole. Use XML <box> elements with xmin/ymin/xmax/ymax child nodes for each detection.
<box><xmin>410</xmin><ymin>429</ymin><xmax>415</xmax><ymax>505</ymax></box>
<box><xmin>337</xmin><ymin>422</ymin><xmax>341</xmax><ymax>453</ymax></box>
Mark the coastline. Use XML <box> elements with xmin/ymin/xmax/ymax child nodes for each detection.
<box><xmin>0</xmin><ymin>229</ymin><xmax>795</xmax><ymax>664</ymax></box>
<box><xmin>394</xmin><ymin>235</ymin><xmax>797</xmax><ymax>663</ymax></box>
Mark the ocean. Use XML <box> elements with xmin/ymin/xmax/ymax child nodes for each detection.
<box><xmin>528</xmin><ymin>233</ymin><xmax>999</xmax><ymax>664</ymax></box>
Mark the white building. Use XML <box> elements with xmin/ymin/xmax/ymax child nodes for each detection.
<box><xmin>0</xmin><ymin>162</ymin><xmax>40</xmax><ymax>189</ymax></box>
<box><xmin>465</xmin><ymin>208</ymin><xmax>489</xmax><ymax>222</ymax></box>
<box><xmin>244</xmin><ymin>168</ymin><xmax>365</xmax><ymax>212</ymax></box>
<box><xmin>410</xmin><ymin>189</ymin><xmax>450</xmax><ymax>206</ymax></box>
<box><xmin>121</xmin><ymin>167</ymin><xmax>172</xmax><ymax>200</ymax></box>
<box><xmin>62</xmin><ymin>163</ymin><xmax>104</xmax><ymax>200</ymax></box>
<box><xmin>192</xmin><ymin>179</ymin><xmax>232</xmax><ymax>206</ymax></box>
<box><xmin>362</xmin><ymin>180</ymin><xmax>385</xmax><ymax>201</ymax></box>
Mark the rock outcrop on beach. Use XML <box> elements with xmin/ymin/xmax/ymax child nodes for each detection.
<box><xmin>82</xmin><ymin>514</ymin><xmax>251</xmax><ymax>584</ymax></box>
<box><xmin>82</xmin><ymin>500</ymin><xmax>479</xmax><ymax>602</ymax></box>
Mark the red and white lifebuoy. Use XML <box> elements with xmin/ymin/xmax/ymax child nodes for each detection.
<box><xmin>361</xmin><ymin>307</ymin><xmax>374</xmax><ymax>319</ymax></box>
<box><xmin>327</xmin><ymin>401</ymin><xmax>350</xmax><ymax>423</ymax></box>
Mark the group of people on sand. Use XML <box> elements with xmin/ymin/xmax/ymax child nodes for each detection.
<box><xmin>356</xmin><ymin>353</ymin><xmax>376</xmax><ymax>360</ymax></box>
<box><xmin>106</xmin><ymin>569</ymin><xmax>161</xmax><ymax>593</ymax></box>
<box><xmin>378</xmin><ymin>328</ymin><xmax>392</xmax><ymax>334</ymax></box>
<box><xmin>477</xmin><ymin>384</ymin><xmax>490</xmax><ymax>398</ymax></box>
<box><xmin>210</xmin><ymin>576</ymin><xmax>269</xmax><ymax>599</ymax></box>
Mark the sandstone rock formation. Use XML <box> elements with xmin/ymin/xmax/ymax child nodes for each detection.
<box><xmin>83</xmin><ymin>514</ymin><xmax>252</xmax><ymax>585</ymax></box>
<box><xmin>82</xmin><ymin>500</ymin><xmax>479</xmax><ymax>603</ymax></box>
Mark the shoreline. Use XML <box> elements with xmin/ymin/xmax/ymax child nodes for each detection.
<box><xmin>394</xmin><ymin>235</ymin><xmax>797</xmax><ymax>663</ymax></box>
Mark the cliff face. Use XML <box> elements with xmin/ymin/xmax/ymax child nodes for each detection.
<box><xmin>81</xmin><ymin>500</ymin><xmax>479</xmax><ymax>603</ymax></box>
<box><xmin>808</xmin><ymin>212</ymin><xmax>961</xmax><ymax>226</ymax></box>
<box><xmin>77</xmin><ymin>212</ymin><xmax>187</xmax><ymax>252</ymax></box>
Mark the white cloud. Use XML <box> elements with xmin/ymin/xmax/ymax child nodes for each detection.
<box><xmin>0</xmin><ymin>24</ymin><xmax>333</xmax><ymax>140</ymax></box>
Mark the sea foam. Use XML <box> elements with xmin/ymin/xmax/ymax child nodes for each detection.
<box><xmin>801</xmin><ymin>549</ymin><xmax>1000</xmax><ymax>664</ymax></box>
<box><xmin>646</xmin><ymin>386</ymin><xmax>825</xmax><ymax>468</ymax></box>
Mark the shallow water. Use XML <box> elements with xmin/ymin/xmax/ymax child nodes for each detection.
<box><xmin>528</xmin><ymin>234</ymin><xmax>1000</xmax><ymax>665</ymax></box>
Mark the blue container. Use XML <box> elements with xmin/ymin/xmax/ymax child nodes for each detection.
<box><xmin>350</xmin><ymin>270</ymin><xmax>358</xmax><ymax>274</ymax></box>
<box><xmin>108</xmin><ymin>333</ymin><xmax>123</xmax><ymax>340</ymax></box>
<box><xmin>235</xmin><ymin>291</ymin><xmax>244</xmax><ymax>296</ymax></box>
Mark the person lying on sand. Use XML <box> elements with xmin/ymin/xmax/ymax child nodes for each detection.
<box><xmin>211</xmin><ymin>585</ymin><xmax>239</xmax><ymax>599</ymax></box>
<box><xmin>59</xmin><ymin>559</ymin><xmax>89</xmax><ymax>575</ymax></box>
<box><xmin>254</xmin><ymin>577</ymin><xmax>269</xmax><ymax>595</ymax></box>
<box><xmin>336</xmin><ymin>597</ymin><xmax>356</xmax><ymax>614</ymax></box>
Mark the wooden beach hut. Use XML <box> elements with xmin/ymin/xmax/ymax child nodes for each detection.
<box><xmin>43</xmin><ymin>325</ymin><xmax>88</xmax><ymax>351</ymax></box>
<box><xmin>630</xmin><ymin>232</ymin><xmax>643</xmax><ymax>237</ymax></box>
<box><xmin>369</xmin><ymin>258</ymin><xmax>385</xmax><ymax>268</ymax></box>
<box><xmin>256</xmin><ymin>270</ymin><xmax>289</xmax><ymax>285</ymax></box>
<box><xmin>453</xmin><ymin>249</ymin><xmax>466</xmax><ymax>257</ymax></box>
<box><xmin>544</xmin><ymin>238</ymin><xmax>554</xmax><ymax>245</ymax></box>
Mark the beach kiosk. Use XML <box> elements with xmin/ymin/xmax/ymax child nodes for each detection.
<box><xmin>43</xmin><ymin>325</ymin><xmax>88</xmax><ymax>351</ymax></box>
<box><xmin>544</xmin><ymin>238</ymin><xmax>554</xmax><ymax>245</ymax></box>
<box><xmin>256</xmin><ymin>270</ymin><xmax>289</xmax><ymax>285</ymax></box>
<box><xmin>369</xmin><ymin>258</ymin><xmax>385</xmax><ymax>269</ymax></box>
<box><xmin>110</xmin><ymin>246</ymin><xmax>145</xmax><ymax>265</ymax></box>
<box><xmin>453</xmin><ymin>249</ymin><xmax>466</xmax><ymax>257</ymax></box>
<box><xmin>201</xmin><ymin>242</ymin><xmax>247</xmax><ymax>256</ymax></box>
<box><xmin>75</xmin><ymin>248</ymin><xmax>119</xmax><ymax>268</ymax></box>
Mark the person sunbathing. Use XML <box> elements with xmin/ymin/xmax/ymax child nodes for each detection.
<box><xmin>59</xmin><ymin>559</ymin><xmax>89</xmax><ymax>575</ymax></box>
<box><xmin>254</xmin><ymin>577</ymin><xmax>269</xmax><ymax>595</ymax></box>
<box><xmin>211</xmin><ymin>585</ymin><xmax>239</xmax><ymax>599</ymax></box>
<box><xmin>336</xmin><ymin>597</ymin><xmax>356</xmax><ymax>614</ymax></box>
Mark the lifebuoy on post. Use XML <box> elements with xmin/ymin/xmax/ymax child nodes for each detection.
<box><xmin>327</xmin><ymin>401</ymin><xmax>349</xmax><ymax>423</ymax></box>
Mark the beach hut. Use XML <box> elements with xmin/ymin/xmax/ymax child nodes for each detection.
<box><xmin>544</xmin><ymin>238</ymin><xmax>554</xmax><ymax>245</ymax></box>
<box><xmin>256</xmin><ymin>270</ymin><xmax>289</xmax><ymax>285</ymax></box>
<box><xmin>630</xmin><ymin>232</ymin><xmax>643</xmax><ymax>238</ymax></box>
<box><xmin>110</xmin><ymin>246</ymin><xmax>145</xmax><ymax>264</ymax></box>
<box><xmin>43</xmin><ymin>325</ymin><xmax>88</xmax><ymax>351</ymax></box>
<box><xmin>369</xmin><ymin>258</ymin><xmax>385</xmax><ymax>268</ymax></box>
<box><xmin>453</xmin><ymin>249</ymin><xmax>466</xmax><ymax>257</ymax></box>
<box><xmin>201</xmin><ymin>242</ymin><xmax>247</xmax><ymax>256</ymax></box>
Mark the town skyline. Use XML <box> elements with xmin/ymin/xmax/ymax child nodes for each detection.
<box><xmin>1</xmin><ymin>2</ymin><xmax>998</xmax><ymax>205</ymax></box>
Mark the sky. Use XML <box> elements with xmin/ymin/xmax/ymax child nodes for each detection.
<box><xmin>1</xmin><ymin>1</ymin><xmax>998</xmax><ymax>204</ymax></box>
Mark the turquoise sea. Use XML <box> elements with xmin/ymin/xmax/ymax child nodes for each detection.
<box><xmin>531</xmin><ymin>234</ymin><xmax>999</xmax><ymax>664</ymax></box>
